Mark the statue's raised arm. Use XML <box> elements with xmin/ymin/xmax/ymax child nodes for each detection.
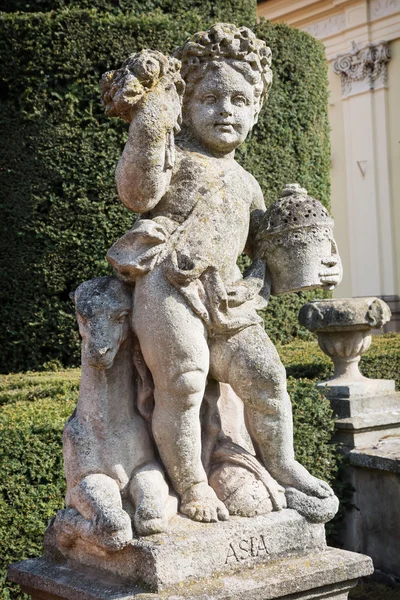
<box><xmin>101</xmin><ymin>50</ymin><xmax>185</xmax><ymax>213</ymax></box>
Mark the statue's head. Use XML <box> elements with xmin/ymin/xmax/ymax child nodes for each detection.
<box><xmin>175</xmin><ymin>23</ymin><xmax>272</xmax><ymax>155</ymax></box>
<box><xmin>70</xmin><ymin>276</ymin><xmax>132</xmax><ymax>369</ymax></box>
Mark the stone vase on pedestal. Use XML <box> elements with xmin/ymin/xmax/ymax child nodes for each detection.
<box><xmin>300</xmin><ymin>296</ymin><xmax>400</xmax><ymax>580</ymax></box>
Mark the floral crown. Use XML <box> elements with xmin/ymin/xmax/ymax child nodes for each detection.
<box><xmin>175</xmin><ymin>23</ymin><xmax>273</xmax><ymax>106</ymax></box>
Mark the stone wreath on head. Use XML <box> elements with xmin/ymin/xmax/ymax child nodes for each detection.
<box><xmin>175</xmin><ymin>23</ymin><xmax>273</xmax><ymax>123</ymax></box>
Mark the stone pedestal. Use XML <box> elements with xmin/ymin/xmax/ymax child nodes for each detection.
<box><xmin>8</xmin><ymin>548</ymin><xmax>372</xmax><ymax>600</ymax></box>
<box><xmin>343</xmin><ymin>438</ymin><xmax>400</xmax><ymax>580</ymax></box>
<box><xmin>8</xmin><ymin>511</ymin><xmax>373</xmax><ymax>600</ymax></box>
<box><xmin>44</xmin><ymin>510</ymin><xmax>328</xmax><ymax>591</ymax></box>
<box><xmin>298</xmin><ymin>297</ymin><xmax>400</xmax><ymax>450</ymax></box>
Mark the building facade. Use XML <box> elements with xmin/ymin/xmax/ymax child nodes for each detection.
<box><xmin>258</xmin><ymin>0</ymin><xmax>400</xmax><ymax>330</ymax></box>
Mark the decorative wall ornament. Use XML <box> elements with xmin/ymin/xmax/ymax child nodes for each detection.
<box><xmin>333</xmin><ymin>41</ymin><xmax>391</xmax><ymax>98</ymax></box>
<box><xmin>370</xmin><ymin>0</ymin><xmax>400</xmax><ymax>21</ymax></box>
<box><xmin>302</xmin><ymin>14</ymin><xmax>346</xmax><ymax>39</ymax></box>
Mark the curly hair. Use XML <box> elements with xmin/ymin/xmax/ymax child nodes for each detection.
<box><xmin>175</xmin><ymin>23</ymin><xmax>272</xmax><ymax>118</ymax></box>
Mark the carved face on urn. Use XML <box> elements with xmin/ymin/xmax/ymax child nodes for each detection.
<box><xmin>257</xmin><ymin>184</ymin><xmax>343</xmax><ymax>295</ymax></box>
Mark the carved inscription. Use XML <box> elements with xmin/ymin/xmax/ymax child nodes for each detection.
<box><xmin>225</xmin><ymin>535</ymin><xmax>269</xmax><ymax>564</ymax></box>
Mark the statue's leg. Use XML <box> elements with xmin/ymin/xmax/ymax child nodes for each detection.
<box><xmin>54</xmin><ymin>473</ymin><xmax>132</xmax><ymax>550</ymax></box>
<box><xmin>133</xmin><ymin>269</ymin><xmax>229</xmax><ymax>523</ymax></box>
<box><xmin>129</xmin><ymin>461</ymin><xmax>178</xmax><ymax>535</ymax></box>
<box><xmin>209</xmin><ymin>325</ymin><xmax>333</xmax><ymax>499</ymax></box>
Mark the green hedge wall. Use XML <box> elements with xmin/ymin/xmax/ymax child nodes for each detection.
<box><xmin>0</xmin><ymin>0</ymin><xmax>256</xmax><ymax>23</ymax></box>
<box><xmin>2</xmin><ymin>334</ymin><xmax>398</xmax><ymax>600</ymax></box>
<box><xmin>0</xmin><ymin>7</ymin><xmax>331</xmax><ymax>373</ymax></box>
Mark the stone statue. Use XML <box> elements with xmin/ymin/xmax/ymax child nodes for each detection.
<box><xmin>55</xmin><ymin>23</ymin><xmax>342</xmax><ymax>552</ymax></box>
<box><xmin>54</xmin><ymin>276</ymin><xmax>177</xmax><ymax>550</ymax></box>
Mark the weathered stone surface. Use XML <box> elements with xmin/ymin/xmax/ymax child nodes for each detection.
<box><xmin>299</xmin><ymin>297</ymin><xmax>391</xmax><ymax>332</ymax></box>
<box><xmin>334</xmin><ymin>412</ymin><xmax>400</xmax><ymax>449</ymax></box>
<box><xmin>349</xmin><ymin>436</ymin><xmax>400</xmax><ymax>473</ymax></box>
<box><xmin>8</xmin><ymin>547</ymin><xmax>373</xmax><ymax>600</ymax></box>
<box><xmin>45</xmin><ymin>510</ymin><xmax>327</xmax><ymax>591</ymax></box>
<box><xmin>56</xmin><ymin>22</ymin><xmax>343</xmax><ymax>552</ymax></box>
<box><xmin>339</xmin><ymin>448</ymin><xmax>400</xmax><ymax>579</ymax></box>
<box><xmin>59</xmin><ymin>276</ymin><xmax>177</xmax><ymax>550</ymax></box>
<box><xmin>330</xmin><ymin>390</ymin><xmax>400</xmax><ymax>418</ymax></box>
<box><xmin>320</xmin><ymin>379</ymin><xmax>395</xmax><ymax>400</ymax></box>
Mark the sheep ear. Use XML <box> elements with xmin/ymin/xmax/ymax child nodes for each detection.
<box><xmin>69</xmin><ymin>291</ymin><xmax>76</xmax><ymax>305</ymax></box>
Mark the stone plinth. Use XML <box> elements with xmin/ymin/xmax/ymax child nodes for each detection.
<box><xmin>8</xmin><ymin>547</ymin><xmax>373</xmax><ymax>600</ymax></box>
<box><xmin>44</xmin><ymin>510</ymin><xmax>326</xmax><ymax>591</ymax></box>
<box><xmin>340</xmin><ymin>437</ymin><xmax>400</xmax><ymax>580</ymax></box>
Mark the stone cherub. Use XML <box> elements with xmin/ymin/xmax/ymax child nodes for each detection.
<box><xmin>100</xmin><ymin>23</ymin><xmax>342</xmax><ymax>526</ymax></box>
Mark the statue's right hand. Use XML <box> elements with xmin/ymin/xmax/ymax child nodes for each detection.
<box><xmin>101</xmin><ymin>50</ymin><xmax>184</xmax><ymax>127</ymax></box>
<box><xmin>130</xmin><ymin>75</ymin><xmax>183</xmax><ymax>136</ymax></box>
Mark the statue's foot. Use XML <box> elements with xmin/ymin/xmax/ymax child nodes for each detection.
<box><xmin>273</xmin><ymin>460</ymin><xmax>333</xmax><ymax>499</ymax></box>
<box><xmin>130</xmin><ymin>462</ymin><xmax>178</xmax><ymax>536</ymax></box>
<box><xmin>54</xmin><ymin>507</ymin><xmax>133</xmax><ymax>551</ymax></box>
<box><xmin>180</xmin><ymin>482</ymin><xmax>229</xmax><ymax>522</ymax></box>
<box><xmin>134</xmin><ymin>497</ymin><xmax>175</xmax><ymax>535</ymax></box>
<box><xmin>134</xmin><ymin>514</ymin><xmax>168</xmax><ymax>536</ymax></box>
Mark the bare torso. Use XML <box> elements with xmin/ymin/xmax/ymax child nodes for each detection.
<box><xmin>149</xmin><ymin>145</ymin><xmax>257</xmax><ymax>284</ymax></box>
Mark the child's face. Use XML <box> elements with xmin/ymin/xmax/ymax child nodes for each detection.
<box><xmin>184</xmin><ymin>62</ymin><xmax>256</xmax><ymax>155</ymax></box>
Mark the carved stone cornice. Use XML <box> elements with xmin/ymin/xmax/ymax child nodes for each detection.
<box><xmin>370</xmin><ymin>0</ymin><xmax>400</xmax><ymax>21</ymax></box>
<box><xmin>302</xmin><ymin>14</ymin><xmax>346</xmax><ymax>40</ymax></box>
<box><xmin>333</xmin><ymin>41</ymin><xmax>391</xmax><ymax>98</ymax></box>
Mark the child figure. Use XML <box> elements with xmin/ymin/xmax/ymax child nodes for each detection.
<box><xmin>104</xmin><ymin>24</ymin><xmax>341</xmax><ymax>523</ymax></box>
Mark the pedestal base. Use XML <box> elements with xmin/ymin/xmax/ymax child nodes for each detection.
<box><xmin>317</xmin><ymin>378</ymin><xmax>395</xmax><ymax>401</ymax></box>
<box><xmin>44</xmin><ymin>510</ymin><xmax>327</xmax><ymax>591</ymax></box>
<box><xmin>8</xmin><ymin>547</ymin><xmax>373</xmax><ymax>600</ymax></box>
<box><xmin>338</xmin><ymin>437</ymin><xmax>400</xmax><ymax>579</ymax></box>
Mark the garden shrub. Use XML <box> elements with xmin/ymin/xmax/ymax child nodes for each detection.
<box><xmin>0</xmin><ymin>0</ymin><xmax>256</xmax><ymax>23</ymax></box>
<box><xmin>0</xmin><ymin>370</ymin><xmax>79</xmax><ymax>600</ymax></box>
<box><xmin>0</xmin><ymin>4</ymin><xmax>331</xmax><ymax>373</ymax></box>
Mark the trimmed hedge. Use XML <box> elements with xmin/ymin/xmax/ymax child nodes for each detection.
<box><xmin>0</xmin><ymin>7</ymin><xmax>330</xmax><ymax>373</ymax></box>
<box><xmin>1</xmin><ymin>334</ymin><xmax>398</xmax><ymax>600</ymax></box>
<box><xmin>0</xmin><ymin>370</ymin><xmax>78</xmax><ymax>600</ymax></box>
<box><xmin>0</xmin><ymin>0</ymin><xmax>256</xmax><ymax>24</ymax></box>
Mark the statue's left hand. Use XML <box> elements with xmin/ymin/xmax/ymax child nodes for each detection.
<box><xmin>226</xmin><ymin>259</ymin><xmax>266</xmax><ymax>307</ymax></box>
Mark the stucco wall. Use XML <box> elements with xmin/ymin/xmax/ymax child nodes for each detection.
<box><xmin>387</xmin><ymin>37</ymin><xmax>400</xmax><ymax>297</ymax></box>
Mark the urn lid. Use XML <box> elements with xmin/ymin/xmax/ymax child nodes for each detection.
<box><xmin>262</xmin><ymin>184</ymin><xmax>333</xmax><ymax>238</ymax></box>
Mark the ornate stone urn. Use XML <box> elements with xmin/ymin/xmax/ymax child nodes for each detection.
<box><xmin>299</xmin><ymin>297</ymin><xmax>392</xmax><ymax>398</ymax></box>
